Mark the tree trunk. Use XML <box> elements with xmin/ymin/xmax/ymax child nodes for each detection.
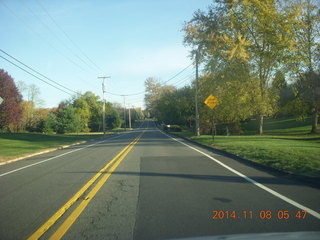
<box><xmin>259</xmin><ymin>115</ymin><xmax>264</xmax><ymax>135</ymax></box>
<box><xmin>311</xmin><ymin>109</ymin><xmax>318</xmax><ymax>133</ymax></box>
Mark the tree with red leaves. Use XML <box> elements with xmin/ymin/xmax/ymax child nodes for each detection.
<box><xmin>0</xmin><ymin>69</ymin><xmax>23</xmax><ymax>131</ymax></box>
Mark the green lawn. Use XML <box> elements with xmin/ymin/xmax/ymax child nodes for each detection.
<box><xmin>0</xmin><ymin>133</ymin><xmax>107</xmax><ymax>162</ymax></box>
<box><xmin>242</xmin><ymin>117</ymin><xmax>314</xmax><ymax>135</ymax></box>
<box><xmin>173</xmin><ymin>118</ymin><xmax>320</xmax><ymax>177</ymax></box>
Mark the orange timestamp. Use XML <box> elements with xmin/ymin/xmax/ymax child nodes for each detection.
<box><xmin>211</xmin><ymin>210</ymin><xmax>307</xmax><ymax>220</ymax></box>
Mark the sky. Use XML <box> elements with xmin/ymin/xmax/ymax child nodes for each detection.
<box><xmin>0</xmin><ymin>0</ymin><xmax>212</xmax><ymax>109</ymax></box>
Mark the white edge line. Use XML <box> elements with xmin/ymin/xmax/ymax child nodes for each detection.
<box><xmin>160</xmin><ymin>130</ymin><xmax>320</xmax><ymax>220</ymax></box>
<box><xmin>0</xmin><ymin>132</ymin><xmax>134</xmax><ymax>178</ymax></box>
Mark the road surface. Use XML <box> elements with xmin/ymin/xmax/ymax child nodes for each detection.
<box><xmin>0</xmin><ymin>120</ymin><xmax>319</xmax><ymax>239</ymax></box>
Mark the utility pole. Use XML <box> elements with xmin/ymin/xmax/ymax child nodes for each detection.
<box><xmin>121</xmin><ymin>95</ymin><xmax>127</xmax><ymax>131</ymax></box>
<box><xmin>128</xmin><ymin>105</ymin><xmax>131</xmax><ymax>129</ymax></box>
<box><xmin>98</xmin><ymin>76</ymin><xmax>110</xmax><ymax>134</ymax></box>
<box><xmin>195</xmin><ymin>52</ymin><xmax>200</xmax><ymax>136</ymax></box>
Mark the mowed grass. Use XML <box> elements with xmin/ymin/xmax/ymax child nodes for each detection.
<box><xmin>242</xmin><ymin>117</ymin><xmax>314</xmax><ymax>135</ymax></box>
<box><xmin>0</xmin><ymin>133</ymin><xmax>106</xmax><ymax>162</ymax></box>
<box><xmin>174</xmin><ymin>118</ymin><xmax>320</xmax><ymax>177</ymax></box>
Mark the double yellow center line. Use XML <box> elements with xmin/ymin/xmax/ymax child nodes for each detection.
<box><xmin>28</xmin><ymin>133</ymin><xmax>143</xmax><ymax>240</ymax></box>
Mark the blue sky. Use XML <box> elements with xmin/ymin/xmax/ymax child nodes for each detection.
<box><xmin>0</xmin><ymin>0</ymin><xmax>212</xmax><ymax>108</ymax></box>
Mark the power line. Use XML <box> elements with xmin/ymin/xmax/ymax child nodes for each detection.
<box><xmin>162</xmin><ymin>64</ymin><xmax>193</xmax><ymax>85</ymax></box>
<box><xmin>126</xmin><ymin>96</ymin><xmax>144</xmax><ymax>103</ymax></box>
<box><xmin>0</xmin><ymin>49</ymin><xmax>76</xmax><ymax>94</ymax></box>
<box><xmin>21</xmin><ymin>0</ymin><xmax>98</xmax><ymax>75</ymax></box>
<box><xmin>106</xmin><ymin>91</ymin><xmax>145</xmax><ymax>97</ymax></box>
<box><xmin>171</xmin><ymin>71</ymin><xmax>195</xmax><ymax>87</ymax></box>
<box><xmin>1</xmin><ymin>52</ymin><xmax>106</xmax><ymax>112</ymax></box>
<box><xmin>35</xmin><ymin>0</ymin><xmax>102</xmax><ymax>73</ymax></box>
<box><xmin>1</xmin><ymin>0</ymin><xmax>97</xmax><ymax>85</ymax></box>
<box><xmin>106</xmin><ymin>64</ymin><xmax>194</xmax><ymax>97</ymax></box>
<box><xmin>0</xmin><ymin>54</ymin><xmax>73</xmax><ymax>96</ymax></box>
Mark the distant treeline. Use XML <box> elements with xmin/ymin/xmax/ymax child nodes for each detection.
<box><xmin>0</xmin><ymin>69</ymin><xmax>144</xmax><ymax>133</ymax></box>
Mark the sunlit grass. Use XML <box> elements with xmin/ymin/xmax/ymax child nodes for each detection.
<box><xmin>173</xmin><ymin>118</ymin><xmax>320</xmax><ymax>177</ymax></box>
<box><xmin>0</xmin><ymin>133</ymin><xmax>104</xmax><ymax>162</ymax></box>
<box><xmin>242</xmin><ymin>117</ymin><xmax>314</xmax><ymax>135</ymax></box>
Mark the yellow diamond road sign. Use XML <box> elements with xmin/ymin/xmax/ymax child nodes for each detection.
<box><xmin>204</xmin><ymin>94</ymin><xmax>218</xmax><ymax>109</ymax></box>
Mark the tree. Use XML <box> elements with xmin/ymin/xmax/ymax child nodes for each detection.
<box><xmin>56</xmin><ymin>106</ymin><xmax>82</xmax><ymax>134</ymax></box>
<box><xmin>153</xmin><ymin>85</ymin><xmax>176</xmax><ymax>124</ymax></box>
<box><xmin>135</xmin><ymin>108</ymin><xmax>145</xmax><ymax>120</ymax></box>
<box><xmin>0</xmin><ymin>69</ymin><xmax>23</xmax><ymax>131</ymax></box>
<box><xmin>293</xmin><ymin>0</ymin><xmax>320</xmax><ymax>73</ymax></box>
<box><xmin>17</xmin><ymin>81</ymin><xmax>42</xmax><ymax>106</ymax></box>
<box><xmin>296</xmin><ymin>71</ymin><xmax>320</xmax><ymax>132</ymax></box>
<box><xmin>198</xmin><ymin>63</ymin><xmax>259</xmax><ymax>134</ymax></box>
<box><xmin>71</xmin><ymin>91</ymin><xmax>103</xmax><ymax>132</ymax></box>
<box><xmin>144</xmin><ymin>77</ymin><xmax>162</xmax><ymax>118</ymax></box>
<box><xmin>31</xmin><ymin>107</ymin><xmax>50</xmax><ymax>132</ymax></box>
<box><xmin>144</xmin><ymin>77</ymin><xmax>184</xmax><ymax>123</ymax></box>
<box><xmin>19</xmin><ymin>101</ymin><xmax>35</xmax><ymax>131</ymax></box>
<box><xmin>271</xmin><ymin>71</ymin><xmax>297</xmax><ymax>117</ymax></box>
<box><xmin>183</xmin><ymin>0</ymin><xmax>298</xmax><ymax>134</ymax></box>
<box><xmin>174</xmin><ymin>86</ymin><xmax>195</xmax><ymax>127</ymax></box>
<box><xmin>144</xmin><ymin>76</ymin><xmax>195</xmax><ymax>127</ymax></box>
<box><xmin>16</xmin><ymin>82</ymin><xmax>47</xmax><ymax>132</ymax></box>
<box><xmin>106</xmin><ymin>105</ymin><xmax>121</xmax><ymax>129</ymax></box>
<box><xmin>44</xmin><ymin>111</ymin><xmax>58</xmax><ymax>133</ymax></box>
<box><xmin>292</xmin><ymin>0</ymin><xmax>320</xmax><ymax>132</ymax></box>
<box><xmin>27</xmin><ymin>84</ymin><xmax>43</xmax><ymax>106</ymax></box>
<box><xmin>73</xmin><ymin>95</ymin><xmax>91</xmax><ymax>132</ymax></box>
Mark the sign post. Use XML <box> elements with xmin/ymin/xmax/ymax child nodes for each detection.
<box><xmin>204</xmin><ymin>94</ymin><xmax>219</xmax><ymax>143</ymax></box>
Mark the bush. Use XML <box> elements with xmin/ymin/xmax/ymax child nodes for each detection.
<box><xmin>56</xmin><ymin>106</ymin><xmax>82</xmax><ymax>134</ymax></box>
<box><xmin>44</xmin><ymin>112</ymin><xmax>58</xmax><ymax>133</ymax></box>
<box><xmin>106</xmin><ymin>108</ymin><xmax>121</xmax><ymax>129</ymax></box>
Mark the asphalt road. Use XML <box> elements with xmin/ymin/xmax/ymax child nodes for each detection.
<box><xmin>0</xmin><ymin>120</ymin><xmax>319</xmax><ymax>240</ymax></box>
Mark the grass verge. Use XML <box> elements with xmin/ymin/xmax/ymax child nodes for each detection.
<box><xmin>174</xmin><ymin>133</ymin><xmax>320</xmax><ymax>177</ymax></box>
<box><xmin>172</xmin><ymin>118</ymin><xmax>320</xmax><ymax>178</ymax></box>
<box><xmin>242</xmin><ymin>117</ymin><xmax>315</xmax><ymax>135</ymax></box>
<box><xmin>0</xmin><ymin>132</ymin><xmax>108</xmax><ymax>163</ymax></box>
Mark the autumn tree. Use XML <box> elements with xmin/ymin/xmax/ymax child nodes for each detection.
<box><xmin>131</xmin><ymin>107</ymin><xmax>144</xmax><ymax>122</ymax></box>
<box><xmin>144</xmin><ymin>77</ymin><xmax>162</xmax><ymax>118</ymax></box>
<box><xmin>32</xmin><ymin>107</ymin><xmax>50</xmax><ymax>132</ymax></box>
<box><xmin>183</xmin><ymin>0</ymin><xmax>298</xmax><ymax>134</ymax></box>
<box><xmin>174</xmin><ymin>86</ymin><xmax>195</xmax><ymax>127</ymax></box>
<box><xmin>0</xmin><ymin>69</ymin><xmax>23</xmax><ymax>131</ymax></box>
<box><xmin>197</xmin><ymin>60</ymin><xmax>263</xmax><ymax>135</ymax></box>
<box><xmin>144</xmin><ymin>77</ymin><xmax>181</xmax><ymax>123</ymax></box>
<box><xmin>144</xmin><ymin>75</ymin><xmax>195</xmax><ymax>126</ymax></box>
<box><xmin>73</xmin><ymin>94</ymin><xmax>91</xmax><ymax>132</ymax></box>
<box><xmin>19</xmin><ymin>101</ymin><xmax>35</xmax><ymax>131</ymax></box>
<box><xmin>16</xmin><ymin>81</ymin><xmax>45</xmax><ymax>131</ymax></box>
<box><xmin>292</xmin><ymin>0</ymin><xmax>320</xmax><ymax>132</ymax></box>
<box><xmin>72</xmin><ymin>91</ymin><xmax>122</xmax><ymax>132</ymax></box>
<box><xmin>80</xmin><ymin>91</ymin><xmax>102</xmax><ymax>132</ymax></box>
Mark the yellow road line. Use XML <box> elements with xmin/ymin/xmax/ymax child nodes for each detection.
<box><xmin>27</xmin><ymin>134</ymin><xmax>142</xmax><ymax>240</ymax></box>
<box><xmin>48</xmin><ymin>134</ymin><xmax>142</xmax><ymax>240</ymax></box>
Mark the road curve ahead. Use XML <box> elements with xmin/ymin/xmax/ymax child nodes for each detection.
<box><xmin>0</xmin><ymin>120</ymin><xmax>319</xmax><ymax>240</ymax></box>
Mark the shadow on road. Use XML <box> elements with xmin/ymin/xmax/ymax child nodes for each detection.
<box><xmin>65</xmin><ymin>170</ymin><xmax>307</xmax><ymax>186</ymax></box>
